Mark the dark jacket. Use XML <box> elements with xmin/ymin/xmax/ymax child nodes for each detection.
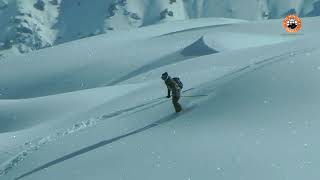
<box><xmin>165</xmin><ymin>77</ymin><xmax>181</xmax><ymax>97</ymax></box>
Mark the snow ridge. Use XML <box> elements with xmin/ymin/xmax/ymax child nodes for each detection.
<box><xmin>1</xmin><ymin>0</ymin><xmax>320</xmax><ymax>56</ymax></box>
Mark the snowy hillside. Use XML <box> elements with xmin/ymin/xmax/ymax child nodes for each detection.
<box><xmin>1</xmin><ymin>0</ymin><xmax>320</xmax><ymax>57</ymax></box>
<box><xmin>0</xmin><ymin>13</ymin><xmax>320</xmax><ymax>180</ymax></box>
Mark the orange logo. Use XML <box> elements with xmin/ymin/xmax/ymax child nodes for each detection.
<box><xmin>283</xmin><ymin>15</ymin><xmax>302</xmax><ymax>33</ymax></box>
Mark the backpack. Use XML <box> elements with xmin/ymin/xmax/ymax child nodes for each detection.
<box><xmin>173</xmin><ymin>77</ymin><xmax>183</xmax><ymax>89</ymax></box>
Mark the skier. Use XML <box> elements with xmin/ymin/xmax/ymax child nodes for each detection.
<box><xmin>161</xmin><ymin>72</ymin><xmax>182</xmax><ymax>113</ymax></box>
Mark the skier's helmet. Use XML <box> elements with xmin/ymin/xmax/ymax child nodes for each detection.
<box><xmin>161</xmin><ymin>72</ymin><xmax>169</xmax><ymax>81</ymax></box>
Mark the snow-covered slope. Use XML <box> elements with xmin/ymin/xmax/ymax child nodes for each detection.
<box><xmin>0</xmin><ymin>15</ymin><xmax>320</xmax><ymax>180</ymax></box>
<box><xmin>1</xmin><ymin>0</ymin><xmax>320</xmax><ymax>57</ymax></box>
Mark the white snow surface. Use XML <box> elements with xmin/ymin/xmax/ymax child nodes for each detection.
<box><xmin>0</xmin><ymin>15</ymin><xmax>320</xmax><ymax>180</ymax></box>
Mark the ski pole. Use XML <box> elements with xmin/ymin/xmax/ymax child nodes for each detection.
<box><xmin>181</xmin><ymin>95</ymin><xmax>208</xmax><ymax>97</ymax></box>
<box><xmin>182</xmin><ymin>88</ymin><xmax>195</xmax><ymax>93</ymax></box>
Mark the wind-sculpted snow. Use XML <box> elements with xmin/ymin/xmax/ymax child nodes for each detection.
<box><xmin>0</xmin><ymin>18</ymin><xmax>244</xmax><ymax>99</ymax></box>
<box><xmin>181</xmin><ymin>37</ymin><xmax>219</xmax><ymax>57</ymax></box>
<box><xmin>1</xmin><ymin>16</ymin><xmax>320</xmax><ymax>180</ymax></box>
<box><xmin>1</xmin><ymin>0</ymin><xmax>320</xmax><ymax>56</ymax></box>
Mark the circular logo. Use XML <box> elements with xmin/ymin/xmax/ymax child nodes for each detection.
<box><xmin>283</xmin><ymin>15</ymin><xmax>302</xmax><ymax>33</ymax></box>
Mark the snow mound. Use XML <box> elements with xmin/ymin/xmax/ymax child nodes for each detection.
<box><xmin>181</xmin><ymin>37</ymin><xmax>219</xmax><ymax>57</ymax></box>
<box><xmin>0</xmin><ymin>18</ymin><xmax>244</xmax><ymax>99</ymax></box>
<box><xmin>204</xmin><ymin>32</ymin><xmax>294</xmax><ymax>51</ymax></box>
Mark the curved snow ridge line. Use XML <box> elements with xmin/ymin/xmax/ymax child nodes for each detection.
<box><xmin>14</xmin><ymin>103</ymin><xmax>199</xmax><ymax>180</ymax></box>
<box><xmin>202</xmin><ymin>31</ymin><xmax>302</xmax><ymax>52</ymax></box>
<box><xmin>107</xmin><ymin>50</ymin><xmax>195</xmax><ymax>85</ymax></box>
<box><xmin>112</xmin><ymin>32</ymin><xmax>308</xmax><ymax>87</ymax></box>
<box><xmin>157</xmin><ymin>23</ymin><xmax>233</xmax><ymax>37</ymax></box>
<box><xmin>181</xmin><ymin>36</ymin><xmax>219</xmax><ymax>57</ymax></box>
<box><xmin>108</xmin><ymin>35</ymin><xmax>219</xmax><ymax>86</ymax></box>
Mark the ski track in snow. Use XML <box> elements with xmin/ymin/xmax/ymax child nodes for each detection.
<box><xmin>179</xmin><ymin>47</ymin><xmax>317</xmax><ymax>99</ymax></box>
<box><xmin>0</xmin><ymin>118</ymin><xmax>97</xmax><ymax>177</ymax></box>
<box><xmin>1</xmin><ymin>46</ymin><xmax>316</xmax><ymax>179</ymax></box>
<box><xmin>0</xmin><ymin>88</ymin><xmax>198</xmax><ymax>176</ymax></box>
<box><xmin>0</xmin><ymin>96</ymin><xmax>168</xmax><ymax>176</ymax></box>
<box><xmin>0</xmin><ymin>88</ymin><xmax>199</xmax><ymax>177</ymax></box>
<box><xmin>14</xmin><ymin>104</ymin><xmax>198</xmax><ymax>180</ymax></box>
